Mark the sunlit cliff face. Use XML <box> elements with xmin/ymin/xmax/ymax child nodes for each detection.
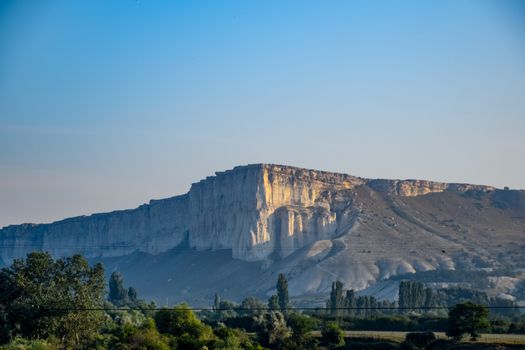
<box><xmin>0</xmin><ymin>164</ymin><xmax>497</xmax><ymax>265</ymax></box>
<box><xmin>2</xmin><ymin>164</ymin><xmax>522</xmax><ymax>298</ymax></box>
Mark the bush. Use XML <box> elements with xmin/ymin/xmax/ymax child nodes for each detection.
<box><xmin>254</xmin><ymin>311</ymin><xmax>291</xmax><ymax>348</ymax></box>
<box><xmin>213</xmin><ymin>324</ymin><xmax>262</xmax><ymax>350</ymax></box>
<box><xmin>0</xmin><ymin>337</ymin><xmax>56</xmax><ymax>350</ymax></box>
<box><xmin>402</xmin><ymin>332</ymin><xmax>436</xmax><ymax>350</ymax></box>
<box><xmin>154</xmin><ymin>304</ymin><xmax>215</xmax><ymax>350</ymax></box>
<box><xmin>320</xmin><ymin>322</ymin><xmax>345</xmax><ymax>348</ymax></box>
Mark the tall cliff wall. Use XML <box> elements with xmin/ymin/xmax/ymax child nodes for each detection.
<box><xmin>0</xmin><ymin>164</ymin><xmax>495</xmax><ymax>265</ymax></box>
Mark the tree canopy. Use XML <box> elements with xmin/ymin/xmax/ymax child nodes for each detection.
<box><xmin>0</xmin><ymin>252</ymin><xmax>105</xmax><ymax>348</ymax></box>
<box><xmin>277</xmin><ymin>273</ymin><xmax>289</xmax><ymax>312</ymax></box>
<box><xmin>446</xmin><ymin>302</ymin><xmax>490</xmax><ymax>341</ymax></box>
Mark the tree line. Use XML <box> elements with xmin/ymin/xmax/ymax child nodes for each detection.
<box><xmin>0</xmin><ymin>252</ymin><xmax>524</xmax><ymax>350</ymax></box>
<box><xmin>325</xmin><ymin>279</ymin><xmax>519</xmax><ymax>318</ymax></box>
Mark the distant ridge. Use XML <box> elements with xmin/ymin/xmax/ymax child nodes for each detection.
<box><xmin>1</xmin><ymin>164</ymin><xmax>523</xmax><ymax>303</ymax></box>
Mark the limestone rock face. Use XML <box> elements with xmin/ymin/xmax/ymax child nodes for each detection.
<box><xmin>0</xmin><ymin>164</ymin><xmax>365</xmax><ymax>263</ymax></box>
<box><xmin>0</xmin><ymin>194</ymin><xmax>190</xmax><ymax>264</ymax></box>
<box><xmin>0</xmin><ymin>164</ymin><xmax>500</xmax><ymax>266</ymax></box>
<box><xmin>367</xmin><ymin>179</ymin><xmax>494</xmax><ymax>196</ymax></box>
<box><xmin>2</xmin><ymin>164</ymin><xmax>525</xmax><ymax>302</ymax></box>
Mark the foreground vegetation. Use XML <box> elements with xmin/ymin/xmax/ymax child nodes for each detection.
<box><xmin>1</xmin><ymin>253</ymin><xmax>524</xmax><ymax>350</ymax></box>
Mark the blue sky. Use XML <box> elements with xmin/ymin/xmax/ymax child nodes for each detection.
<box><xmin>1</xmin><ymin>0</ymin><xmax>524</xmax><ymax>226</ymax></box>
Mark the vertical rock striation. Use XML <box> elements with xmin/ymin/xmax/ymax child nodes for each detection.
<box><xmin>0</xmin><ymin>164</ymin><xmax>496</xmax><ymax>265</ymax></box>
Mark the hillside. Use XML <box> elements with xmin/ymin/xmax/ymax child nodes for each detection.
<box><xmin>1</xmin><ymin>164</ymin><xmax>524</xmax><ymax>304</ymax></box>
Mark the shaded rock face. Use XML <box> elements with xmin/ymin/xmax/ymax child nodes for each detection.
<box><xmin>1</xmin><ymin>164</ymin><xmax>524</xmax><ymax>302</ymax></box>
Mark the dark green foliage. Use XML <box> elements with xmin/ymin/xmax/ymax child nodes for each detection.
<box><xmin>355</xmin><ymin>295</ymin><xmax>380</xmax><ymax>317</ymax></box>
<box><xmin>222</xmin><ymin>315</ymin><xmax>259</xmax><ymax>333</ymax></box>
<box><xmin>213</xmin><ymin>293</ymin><xmax>221</xmax><ymax>311</ymax></box>
<box><xmin>108</xmin><ymin>272</ymin><xmax>146</xmax><ymax>309</ymax></box>
<box><xmin>342</xmin><ymin>338</ymin><xmax>400</xmax><ymax>350</ymax></box>
<box><xmin>324</xmin><ymin>280</ymin><xmax>396</xmax><ymax>318</ymax></box>
<box><xmin>216</xmin><ymin>299</ymin><xmax>239</xmax><ymax>319</ymax></box>
<box><xmin>345</xmin><ymin>290</ymin><xmax>357</xmax><ymax>317</ymax></box>
<box><xmin>490</xmin><ymin>317</ymin><xmax>510</xmax><ymax>333</ymax></box>
<box><xmin>154</xmin><ymin>304</ymin><xmax>215</xmax><ymax>349</ymax></box>
<box><xmin>4</xmin><ymin>253</ymin><xmax>525</xmax><ymax>349</ymax></box>
<box><xmin>311</xmin><ymin>314</ymin><xmax>449</xmax><ymax>333</ymax></box>
<box><xmin>329</xmin><ymin>281</ymin><xmax>344</xmax><ymax>317</ymax></box>
<box><xmin>0</xmin><ymin>252</ymin><xmax>105</xmax><ymax>348</ymax></box>
<box><xmin>287</xmin><ymin>313</ymin><xmax>317</xmax><ymax>338</ymax></box>
<box><xmin>277</xmin><ymin>273</ymin><xmax>289</xmax><ymax>312</ymax></box>
<box><xmin>154</xmin><ymin>304</ymin><xmax>212</xmax><ymax>337</ymax></box>
<box><xmin>508</xmin><ymin>320</ymin><xmax>525</xmax><ymax>334</ymax></box>
<box><xmin>254</xmin><ymin>311</ymin><xmax>291</xmax><ymax>348</ymax></box>
<box><xmin>446</xmin><ymin>302</ymin><xmax>490</xmax><ymax>341</ymax></box>
<box><xmin>268</xmin><ymin>294</ymin><xmax>279</xmax><ymax>311</ymax></box>
<box><xmin>213</xmin><ymin>323</ymin><xmax>262</xmax><ymax>350</ymax></box>
<box><xmin>399</xmin><ymin>281</ymin><xmax>426</xmax><ymax>312</ymax></box>
<box><xmin>109</xmin><ymin>318</ymin><xmax>170</xmax><ymax>350</ymax></box>
<box><xmin>434</xmin><ymin>287</ymin><xmax>518</xmax><ymax>317</ymax></box>
<box><xmin>389</xmin><ymin>268</ymin><xmax>516</xmax><ymax>293</ymax></box>
<box><xmin>397</xmin><ymin>281</ymin><xmax>517</xmax><ymax>318</ymax></box>
<box><xmin>402</xmin><ymin>332</ymin><xmax>436</xmax><ymax>350</ymax></box>
<box><xmin>109</xmin><ymin>272</ymin><xmax>128</xmax><ymax>307</ymax></box>
<box><xmin>239</xmin><ymin>296</ymin><xmax>266</xmax><ymax>316</ymax></box>
<box><xmin>0</xmin><ymin>338</ymin><xmax>56</xmax><ymax>350</ymax></box>
<box><xmin>127</xmin><ymin>287</ymin><xmax>137</xmax><ymax>304</ymax></box>
<box><xmin>286</xmin><ymin>312</ymin><xmax>317</xmax><ymax>348</ymax></box>
<box><xmin>320</xmin><ymin>322</ymin><xmax>345</xmax><ymax>348</ymax></box>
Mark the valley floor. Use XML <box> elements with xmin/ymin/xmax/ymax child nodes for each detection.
<box><xmin>337</xmin><ymin>331</ymin><xmax>525</xmax><ymax>345</ymax></box>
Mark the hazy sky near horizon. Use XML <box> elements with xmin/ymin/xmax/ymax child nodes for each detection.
<box><xmin>1</xmin><ymin>0</ymin><xmax>524</xmax><ymax>227</ymax></box>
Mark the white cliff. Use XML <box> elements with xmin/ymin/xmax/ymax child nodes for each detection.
<box><xmin>0</xmin><ymin>164</ymin><xmax>500</xmax><ymax>266</ymax></box>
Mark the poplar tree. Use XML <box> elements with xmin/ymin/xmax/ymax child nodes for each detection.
<box><xmin>277</xmin><ymin>273</ymin><xmax>289</xmax><ymax>312</ymax></box>
<box><xmin>345</xmin><ymin>289</ymin><xmax>356</xmax><ymax>316</ymax></box>
<box><xmin>329</xmin><ymin>280</ymin><xmax>344</xmax><ymax>317</ymax></box>
<box><xmin>109</xmin><ymin>271</ymin><xmax>128</xmax><ymax>306</ymax></box>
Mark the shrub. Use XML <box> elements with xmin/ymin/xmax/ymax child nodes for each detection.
<box><xmin>402</xmin><ymin>332</ymin><xmax>436</xmax><ymax>350</ymax></box>
<box><xmin>320</xmin><ymin>322</ymin><xmax>345</xmax><ymax>348</ymax></box>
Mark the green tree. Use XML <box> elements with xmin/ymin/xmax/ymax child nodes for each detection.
<box><xmin>399</xmin><ymin>281</ymin><xmax>427</xmax><ymax>313</ymax></box>
<box><xmin>213</xmin><ymin>293</ymin><xmax>221</xmax><ymax>311</ymax></box>
<box><xmin>154</xmin><ymin>304</ymin><xmax>215</xmax><ymax>349</ymax></box>
<box><xmin>277</xmin><ymin>273</ymin><xmax>289</xmax><ymax>312</ymax></box>
<box><xmin>127</xmin><ymin>287</ymin><xmax>138</xmax><ymax>304</ymax></box>
<box><xmin>320</xmin><ymin>322</ymin><xmax>344</xmax><ymax>348</ymax></box>
<box><xmin>399</xmin><ymin>281</ymin><xmax>410</xmax><ymax>310</ymax></box>
<box><xmin>268</xmin><ymin>295</ymin><xmax>279</xmax><ymax>311</ymax></box>
<box><xmin>344</xmin><ymin>290</ymin><xmax>356</xmax><ymax>317</ymax></box>
<box><xmin>446</xmin><ymin>302</ymin><xmax>490</xmax><ymax>341</ymax></box>
<box><xmin>254</xmin><ymin>311</ymin><xmax>291</xmax><ymax>348</ymax></box>
<box><xmin>110</xmin><ymin>318</ymin><xmax>170</xmax><ymax>350</ymax></box>
<box><xmin>0</xmin><ymin>338</ymin><xmax>55</xmax><ymax>350</ymax></box>
<box><xmin>424</xmin><ymin>287</ymin><xmax>434</xmax><ymax>309</ymax></box>
<box><xmin>286</xmin><ymin>313</ymin><xmax>317</xmax><ymax>348</ymax></box>
<box><xmin>218</xmin><ymin>299</ymin><xmax>239</xmax><ymax>319</ymax></box>
<box><xmin>240</xmin><ymin>296</ymin><xmax>266</xmax><ymax>316</ymax></box>
<box><xmin>213</xmin><ymin>324</ymin><xmax>261</xmax><ymax>350</ymax></box>
<box><xmin>109</xmin><ymin>272</ymin><xmax>128</xmax><ymax>306</ymax></box>
<box><xmin>356</xmin><ymin>296</ymin><xmax>366</xmax><ymax>317</ymax></box>
<box><xmin>0</xmin><ymin>252</ymin><xmax>105</xmax><ymax>349</ymax></box>
<box><xmin>329</xmin><ymin>281</ymin><xmax>344</xmax><ymax>317</ymax></box>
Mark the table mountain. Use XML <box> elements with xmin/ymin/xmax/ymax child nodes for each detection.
<box><xmin>1</xmin><ymin>164</ymin><xmax>524</xmax><ymax>304</ymax></box>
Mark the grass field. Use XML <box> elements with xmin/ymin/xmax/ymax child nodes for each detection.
<box><xmin>339</xmin><ymin>331</ymin><xmax>525</xmax><ymax>345</ymax></box>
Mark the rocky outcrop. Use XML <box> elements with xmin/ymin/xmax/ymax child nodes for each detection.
<box><xmin>367</xmin><ymin>179</ymin><xmax>494</xmax><ymax>196</ymax></box>
<box><xmin>0</xmin><ymin>164</ymin><xmax>499</xmax><ymax>265</ymax></box>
